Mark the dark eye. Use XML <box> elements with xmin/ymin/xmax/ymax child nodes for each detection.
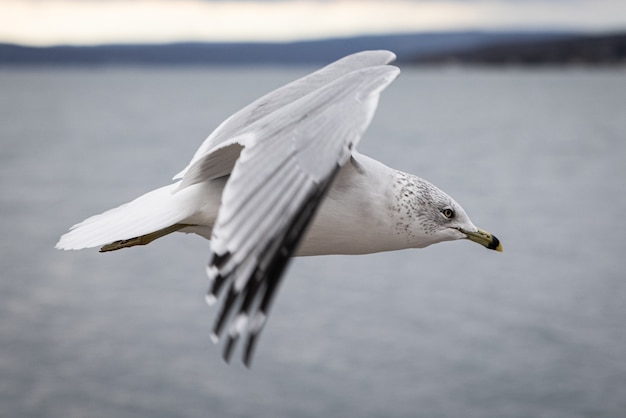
<box><xmin>442</xmin><ymin>208</ymin><xmax>455</xmax><ymax>219</ymax></box>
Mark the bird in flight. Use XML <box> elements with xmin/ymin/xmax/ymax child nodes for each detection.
<box><xmin>57</xmin><ymin>50</ymin><xmax>502</xmax><ymax>366</ymax></box>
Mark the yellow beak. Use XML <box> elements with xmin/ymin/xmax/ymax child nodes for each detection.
<box><xmin>462</xmin><ymin>228</ymin><xmax>503</xmax><ymax>252</ymax></box>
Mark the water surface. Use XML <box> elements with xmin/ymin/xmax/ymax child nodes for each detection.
<box><xmin>1</xmin><ymin>65</ymin><xmax>625</xmax><ymax>418</ymax></box>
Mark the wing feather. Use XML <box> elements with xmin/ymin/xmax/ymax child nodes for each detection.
<box><xmin>175</xmin><ymin>50</ymin><xmax>396</xmax><ymax>189</ymax></box>
<box><xmin>205</xmin><ymin>63</ymin><xmax>400</xmax><ymax>365</ymax></box>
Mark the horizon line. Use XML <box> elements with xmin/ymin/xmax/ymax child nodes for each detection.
<box><xmin>3</xmin><ymin>27</ymin><xmax>624</xmax><ymax>49</ymax></box>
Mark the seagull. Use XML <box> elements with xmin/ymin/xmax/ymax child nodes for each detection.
<box><xmin>57</xmin><ymin>50</ymin><xmax>502</xmax><ymax>366</ymax></box>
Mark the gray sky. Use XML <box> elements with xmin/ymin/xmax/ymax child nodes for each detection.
<box><xmin>2</xmin><ymin>0</ymin><xmax>625</xmax><ymax>46</ymax></box>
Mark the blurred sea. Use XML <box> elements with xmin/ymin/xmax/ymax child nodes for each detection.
<box><xmin>1</xmin><ymin>64</ymin><xmax>625</xmax><ymax>418</ymax></box>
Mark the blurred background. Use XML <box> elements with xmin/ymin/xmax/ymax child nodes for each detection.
<box><xmin>1</xmin><ymin>1</ymin><xmax>625</xmax><ymax>417</ymax></box>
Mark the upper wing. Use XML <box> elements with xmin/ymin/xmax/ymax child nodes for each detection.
<box><xmin>204</xmin><ymin>63</ymin><xmax>400</xmax><ymax>366</ymax></box>
<box><xmin>174</xmin><ymin>50</ymin><xmax>397</xmax><ymax>190</ymax></box>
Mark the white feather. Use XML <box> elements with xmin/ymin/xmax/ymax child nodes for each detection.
<box><xmin>56</xmin><ymin>181</ymin><xmax>221</xmax><ymax>250</ymax></box>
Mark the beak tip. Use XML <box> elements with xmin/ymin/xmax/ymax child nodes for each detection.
<box><xmin>488</xmin><ymin>234</ymin><xmax>503</xmax><ymax>252</ymax></box>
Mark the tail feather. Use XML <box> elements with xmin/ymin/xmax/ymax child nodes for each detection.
<box><xmin>56</xmin><ymin>182</ymin><xmax>196</xmax><ymax>251</ymax></box>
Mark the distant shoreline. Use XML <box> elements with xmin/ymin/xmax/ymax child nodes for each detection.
<box><xmin>1</xmin><ymin>31</ymin><xmax>625</xmax><ymax>66</ymax></box>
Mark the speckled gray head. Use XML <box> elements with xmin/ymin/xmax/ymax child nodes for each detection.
<box><xmin>392</xmin><ymin>171</ymin><xmax>502</xmax><ymax>252</ymax></box>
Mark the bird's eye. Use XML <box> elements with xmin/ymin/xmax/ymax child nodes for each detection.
<box><xmin>442</xmin><ymin>208</ymin><xmax>455</xmax><ymax>219</ymax></box>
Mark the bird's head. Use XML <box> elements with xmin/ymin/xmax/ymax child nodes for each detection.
<box><xmin>395</xmin><ymin>173</ymin><xmax>502</xmax><ymax>252</ymax></box>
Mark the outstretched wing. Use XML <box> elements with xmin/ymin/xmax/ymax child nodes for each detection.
<box><xmin>174</xmin><ymin>50</ymin><xmax>397</xmax><ymax>189</ymax></box>
<box><xmin>203</xmin><ymin>63</ymin><xmax>400</xmax><ymax>366</ymax></box>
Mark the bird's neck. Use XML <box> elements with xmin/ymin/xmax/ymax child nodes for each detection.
<box><xmin>297</xmin><ymin>154</ymin><xmax>417</xmax><ymax>256</ymax></box>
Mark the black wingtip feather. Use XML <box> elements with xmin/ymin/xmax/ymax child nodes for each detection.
<box><xmin>212</xmin><ymin>285</ymin><xmax>240</xmax><ymax>338</ymax></box>
<box><xmin>206</xmin><ymin>251</ymin><xmax>232</xmax><ymax>301</ymax></box>
<box><xmin>243</xmin><ymin>333</ymin><xmax>259</xmax><ymax>367</ymax></box>
<box><xmin>210</xmin><ymin>250</ymin><xmax>232</xmax><ymax>268</ymax></box>
<box><xmin>208</xmin><ymin>272</ymin><xmax>228</xmax><ymax>301</ymax></box>
<box><xmin>223</xmin><ymin>334</ymin><xmax>238</xmax><ymax>364</ymax></box>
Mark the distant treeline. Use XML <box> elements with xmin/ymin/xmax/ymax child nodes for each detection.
<box><xmin>410</xmin><ymin>32</ymin><xmax>626</xmax><ymax>65</ymax></box>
